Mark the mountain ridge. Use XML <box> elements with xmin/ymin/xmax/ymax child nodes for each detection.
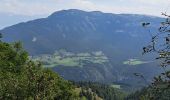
<box><xmin>0</xmin><ymin>9</ymin><xmax>164</xmax><ymax>89</ymax></box>
<box><xmin>2</xmin><ymin>9</ymin><xmax>161</xmax><ymax>31</ymax></box>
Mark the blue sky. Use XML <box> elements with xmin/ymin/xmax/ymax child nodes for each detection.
<box><xmin>0</xmin><ymin>0</ymin><xmax>170</xmax><ymax>29</ymax></box>
<box><xmin>0</xmin><ymin>0</ymin><xmax>170</xmax><ymax>17</ymax></box>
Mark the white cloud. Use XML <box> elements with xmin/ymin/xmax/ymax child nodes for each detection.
<box><xmin>0</xmin><ymin>0</ymin><xmax>59</xmax><ymax>16</ymax></box>
<box><xmin>0</xmin><ymin>0</ymin><xmax>170</xmax><ymax>17</ymax></box>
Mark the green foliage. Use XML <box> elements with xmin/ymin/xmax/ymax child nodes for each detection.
<box><xmin>141</xmin><ymin>13</ymin><xmax>170</xmax><ymax>100</ymax></box>
<box><xmin>123</xmin><ymin>59</ymin><xmax>149</xmax><ymax>66</ymax></box>
<box><xmin>73</xmin><ymin>81</ymin><xmax>126</xmax><ymax>100</ymax></box>
<box><xmin>0</xmin><ymin>40</ymin><xmax>77</xmax><ymax>99</ymax></box>
<box><xmin>78</xmin><ymin>89</ymin><xmax>100</xmax><ymax>100</ymax></box>
<box><xmin>125</xmin><ymin>87</ymin><xmax>148</xmax><ymax>100</ymax></box>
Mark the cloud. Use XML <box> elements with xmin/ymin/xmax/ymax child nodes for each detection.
<box><xmin>0</xmin><ymin>0</ymin><xmax>59</xmax><ymax>16</ymax></box>
<box><xmin>0</xmin><ymin>0</ymin><xmax>170</xmax><ymax>17</ymax></box>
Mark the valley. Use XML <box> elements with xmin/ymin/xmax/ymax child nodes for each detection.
<box><xmin>31</xmin><ymin>50</ymin><xmax>109</xmax><ymax>68</ymax></box>
<box><xmin>1</xmin><ymin>0</ymin><xmax>170</xmax><ymax>99</ymax></box>
<box><xmin>0</xmin><ymin>9</ymin><xmax>164</xmax><ymax>91</ymax></box>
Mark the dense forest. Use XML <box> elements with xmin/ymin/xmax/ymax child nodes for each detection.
<box><xmin>73</xmin><ymin>81</ymin><xmax>126</xmax><ymax>100</ymax></box>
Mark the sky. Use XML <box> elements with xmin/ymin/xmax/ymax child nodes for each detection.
<box><xmin>0</xmin><ymin>0</ymin><xmax>170</xmax><ymax>17</ymax></box>
<box><xmin>0</xmin><ymin>0</ymin><xmax>170</xmax><ymax>29</ymax></box>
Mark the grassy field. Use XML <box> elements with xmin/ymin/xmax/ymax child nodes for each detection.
<box><xmin>123</xmin><ymin>59</ymin><xmax>148</xmax><ymax>66</ymax></box>
<box><xmin>31</xmin><ymin>50</ymin><xmax>109</xmax><ymax>68</ymax></box>
<box><xmin>111</xmin><ymin>84</ymin><xmax>121</xmax><ymax>89</ymax></box>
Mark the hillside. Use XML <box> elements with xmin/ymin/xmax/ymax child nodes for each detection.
<box><xmin>0</xmin><ymin>9</ymin><xmax>164</xmax><ymax>89</ymax></box>
<box><xmin>0</xmin><ymin>40</ymin><xmax>76</xmax><ymax>99</ymax></box>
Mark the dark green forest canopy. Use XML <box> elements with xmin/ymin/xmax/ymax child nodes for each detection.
<box><xmin>73</xmin><ymin>81</ymin><xmax>126</xmax><ymax>100</ymax></box>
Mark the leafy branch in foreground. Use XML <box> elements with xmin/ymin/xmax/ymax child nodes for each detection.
<box><xmin>0</xmin><ymin>39</ymin><xmax>77</xmax><ymax>100</ymax></box>
<box><xmin>141</xmin><ymin>12</ymin><xmax>170</xmax><ymax>100</ymax></box>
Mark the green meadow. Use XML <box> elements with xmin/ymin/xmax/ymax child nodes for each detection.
<box><xmin>111</xmin><ymin>84</ymin><xmax>121</xmax><ymax>89</ymax></box>
<box><xmin>123</xmin><ymin>59</ymin><xmax>148</xmax><ymax>66</ymax></box>
<box><xmin>31</xmin><ymin>50</ymin><xmax>109</xmax><ymax>68</ymax></box>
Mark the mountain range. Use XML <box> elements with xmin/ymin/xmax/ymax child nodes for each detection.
<box><xmin>0</xmin><ymin>9</ymin><xmax>164</xmax><ymax>89</ymax></box>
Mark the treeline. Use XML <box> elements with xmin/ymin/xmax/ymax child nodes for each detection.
<box><xmin>125</xmin><ymin>83</ymin><xmax>170</xmax><ymax>100</ymax></box>
<box><xmin>73</xmin><ymin>81</ymin><xmax>126</xmax><ymax>100</ymax></box>
<box><xmin>125</xmin><ymin>87</ymin><xmax>148</xmax><ymax>100</ymax></box>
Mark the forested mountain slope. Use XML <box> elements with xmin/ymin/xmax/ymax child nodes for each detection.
<box><xmin>0</xmin><ymin>9</ymin><xmax>164</xmax><ymax>89</ymax></box>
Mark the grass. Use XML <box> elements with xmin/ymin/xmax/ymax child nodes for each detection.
<box><xmin>32</xmin><ymin>50</ymin><xmax>109</xmax><ymax>68</ymax></box>
<box><xmin>123</xmin><ymin>59</ymin><xmax>148</xmax><ymax>66</ymax></box>
<box><xmin>111</xmin><ymin>84</ymin><xmax>121</xmax><ymax>89</ymax></box>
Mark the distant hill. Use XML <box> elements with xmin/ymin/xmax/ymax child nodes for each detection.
<box><xmin>0</xmin><ymin>9</ymin><xmax>164</xmax><ymax>89</ymax></box>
